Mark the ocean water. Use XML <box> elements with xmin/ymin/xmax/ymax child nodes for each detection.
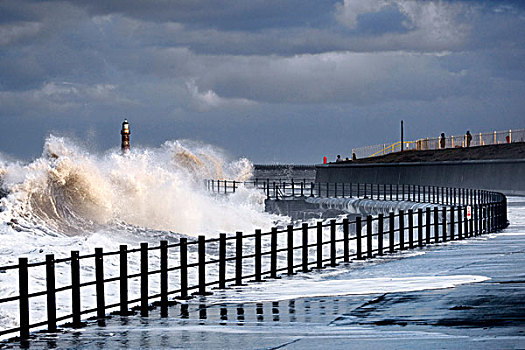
<box><xmin>0</xmin><ymin>136</ymin><xmax>286</xmax><ymax>336</ymax></box>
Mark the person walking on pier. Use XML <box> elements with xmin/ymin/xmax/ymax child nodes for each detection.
<box><xmin>466</xmin><ymin>130</ymin><xmax>472</xmax><ymax>147</ymax></box>
<box><xmin>440</xmin><ymin>133</ymin><xmax>446</xmax><ymax>149</ymax></box>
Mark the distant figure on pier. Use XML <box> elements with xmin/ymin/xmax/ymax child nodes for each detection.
<box><xmin>466</xmin><ymin>130</ymin><xmax>472</xmax><ymax>147</ymax></box>
<box><xmin>440</xmin><ymin>133</ymin><xmax>446</xmax><ymax>149</ymax></box>
<box><xmin>352</xmin><ymin>152</ymin><xmax>357</xmax><ymax>161</ymax></box>
<box><xmin>335</xmin><ymin>155</ymin><xmax>342</xmax><ymax>162</ymax></box>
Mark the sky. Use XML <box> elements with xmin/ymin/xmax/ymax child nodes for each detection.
<box><xmin>1</xmin><ymin>0</ymin><xmax>524</xmax><ymax>164</ymax></box>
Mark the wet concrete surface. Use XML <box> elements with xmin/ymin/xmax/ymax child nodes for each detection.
<box><xmin>2</xmin><ymin>221</ymin><xmax>524</xmax><ymax>349</ymax></box>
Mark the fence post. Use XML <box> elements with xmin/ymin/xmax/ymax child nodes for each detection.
<box><xmin>255</xmin><ymin>230</ymin><xmax>262</xmax><ymax>281</ymax></box>
<box><xmin>310</xmin><ymin>182</ymin><xmax>314</xmax><ymax>197</ymax></box>
<box><xmin>464</xmin><ymin>207</ymin><xmax>469</xmax><ymax>238</ymax></box>
<box><xmin>374</xmin><ymin>214</ymin><xmax>382</xmax><ymax>256</ymax></box>
<box><xmin>196</xmin><ymin>235</ymin><xmax>211</xmax><ymax>295</ymax></box>
<box><xmin>418</xmin><ymin>209</ymin><xmax>423</xmax><ymax>247</ymax></box>
<box><xmin>180</xmin><ymin>238</ymin><xmax>188</xmax><ymax>298</ymax></box>
<box><xmin>442</xmin><ymin>207</ymin><xmax>447</xmax><ymax>242</ymax></box>
<box><xmin>95</xmin><ymin>248</ymin><xmax>105</xmax><ymax>320</ymax></box>
<box><xmin>366</xmin><ymin>215</ymin><xmax>373</xmax><ymax>259</ymax></box>
<box><xmin>425</xmin><ymin>208</ymin><xmax>431</xmax><ymax>244</ymax></box>
<box><xmin>450</xmin><ymin>206</ymin><xmax>455</xmax><ymax>240</ymax></box>
<box><xmin>384</xmin><ymin>184</ymin><xmax>387</xmax><ymax>201</ymax></box>
<box><xmin>329</xmin><ymin>220</ymin><xmax>337</xmax><ymax>266</ymax></box>
<box><xmin>140</xmin><ymin>243</ymin><xmax>149</xmax><ymax>317</ymax></box>
<box><xmin>389</xmin><ymin>212</ymin><xmax>395</xmax><ymax>253</ymax></box>
<box><xmin>119</xmin><ymin>245</ymin><xmax>128</xmax><ymax>315</ymax></box>
<box><xmin>356</xmin><ymin>217</ymin><xmax>363</xmax><ymax>259</ymax></box>
<box><xmin>343</xmin><ymin>218</ymin><xmax>350</xmax><ymax>262</ymax></box>
<box><xmin>316</xmin><ymin>222</ymin><xmax>323</xmax><ymax>269</ymax></box>
<box><xmin>350</xmin><ymin>182</ymin><xmax>353</xmax><ymax>198</ymax></box>
<box><xmin>302</xmin><ymin>223</ymin><xmax>309</xmax><ymax>272</ymax></box>
<box><xmin>19</xmin><ymin>257</ymin><xmax>29</xmax><ymax>339</ymax></box>
<box><xmin>357</xmin><ymin>183</ymin><xmax>360</xmax><ymax>198</ymax></box>
<box><xmin>234</xmin><ymin>232</ymin><xmax>244</xmax><ymax>285</ymax></box>
<box><xmin>408</xmin><ymin>210</ymin><xmax>414</xmax><ymax>249</ymax></box>
<box><xmin>160</xmin><ymin>241</ymin><xmax>168</xmax><ymax>317</ymax></box>
<box><xmin>434</xmin><ymin>207</ymin><xmax>439</xmax><ymax>243</ymax></box>
<box><xmin>399</xmin><ymin>210</ymin><xmax>405</xmax><ymax>250</ymax></box>
<box><xmin>46</xmin><ymin>254</ymin><xmax>57</xmax><ymax>332</ymax></box>
<box><xmin>271</xmin><ymin>227</ymin><xmax>279</xmax><ymax>278</ymax></box>
<box><xmin>458</xmin><ymin>206</ymin><xmax>463</xmax><ymax>239</ymax></box>
<box><xmin>390</xmin><ymin>184</ymin><xmax>393</xmax><ymax>201</ymax></box>
<box><xmin>218</xmin><ymin>234</ymin><xmax>226</xmax><ymax>288</ymax></box>
<box><xmin>71</xmin><ymin>251</ymin><xmax>81</xmax><ymax>327</ymax></box>
<box><xmin>287</xmin><ymin>226</ymin><xmax>295</xmax><ymax>274</ymax></box>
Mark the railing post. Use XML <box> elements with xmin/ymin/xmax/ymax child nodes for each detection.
<box><xmin>450</xmin><ymin>206</ymin><xmax>455</xmax><ymax>240</ymax></box>
<box><xmin>384</xmin><ymin>184</ymin><xmax>387</xmax><ymax>201</ymax></box>
<box><xmin>219</xmin><ymin>234</ymin><xmax>226</xmax><ymax>288</ymax></box>
<box><xmin>302</xmin><ymin>223</ymin><xmax>309</xmax><ymax>272</ymax></box>
<box><xmin>377</xmin><ymin>214</ymin><xmax>384</xmax><ymax>255</ymax></box>
<box><xmin>316</xmin><ymin>222</ymin><xmax>323</xmax><ymax>268</ymax></box>
<box><xmin>357</xmin><ymin>183</ymin><xmax>360</xmax><ymax>198</ymax></box>
<box><xmin>71</xmin><ymin>251</ymin><xmax>81</xmax><ymax>327</ymax></box>
<box><xmin>235</xmin><ymin>232</ymin><xmax>244</xmax><ymax>285</ymax></box>
<box><xmin>399</xmin><ymin>210</ymin><xmax>405</xmax><ymax>250</ymax></box>
<box><xmin>396</xmin><ymin>184</ymin><xmax>399</xmax><ymax>201</ymax></box>
<box><xmin>19</xmin><ymin>257</ymin><xmax>29</xmax><ymax>339</ymax></box>
<box><xmin>425</xmin><ymin>208</ymin><xmax>431</xmax><ymax>244</ymax></box>
<box><xmin>458</xmin><ymin>206</ymin><xmax>463</xmax><ymax>239</ymax></box>
<box><xmin>434</xmin><ymin>207</ymin><xmax>439</xmax><ymax>243</ymax></box>
<box><xmin>366</xmin><ymin>215</ymin><xmax>373</xmax><ymax>259</ymax></box>
<box><xmin>160</xmin><ymin>241</ymin><xmax>168</xmax><ymax>317</ymax></box>
<box><xmin>180</xmin><ymin>238</ymin><xmax>188</xmax><ymax>298</ymax></box>
<box><xmin>46</xmin><ymin>254</ymin><xmax>57</xmax><ymax>332</ymax></box>
<box><xmin>389</xmin><ymin>212</ymin><xmax>395</xmax><ymax>253</ymax></box>
<box><xmin>408</xmin><ymin>209</ymin><xmax>414</xmax><ymax>249</ymax></box>
<box><xmin>140</xmin><ymin>242</ymin><xmax>149</xmax><ymax>317</ymax></box>
<box><xmin>310</xmin><ymin>182</ymin><xmax>314</xmax><ymax>197</ymax></box>
<box><xmin>255</xmin><ymin>229</ymin><xmax>262</xmax><ymax>281</ymax></box>
<box><xmin>196</xmin><ymin>235</ymin><xmax>211</xmax><ymax>295</ymax></box>
<box><xmin>464</xmin><ymin>207</ymin><xmax>469</xmax><ymax>238</ymax></box>
<box><xmin>95</xmin><ymin>248</ymin><xmax>105</xmax><ymax>320</ymax></box>
<box><xmin>270</xmin><ymin>227</ymin><xmax>279</xmax><ymax>278</ymax></box>
<box><xmin>342</xmin><ymin>183</ymin><xmax>345</xmax><ymax>198</ymax></box>
<box><xmin>390</xmin><ymin>184</ymin><xmax>393</xmax><ymax>201</ymax></box>
<box><xmin>343</xmin><ymin>218</ymin><xmax>350</xmax><ymax>262</ymax></box>
<box><xmin>119</xmin><ymin>245</ymin><xmax>128</xmax><ymax>315</ymax></box>
<box><xmin>402</xmin><ymin>184</ymin><xmax>405</xmax><ymax>200</ymax></box>
<box><xmin>356</xmin><ymin>217</ymin><xmax>363</xmax><ymax>259</ymax></box>
<box><xmin>442</xmin><ymin>207</ymin><xmax>447</xmax><ymax>242</ymax></box>
<box><xmin>330</xmin><ymin>220</ymin><xmax>338</xmax><ymax>266</ymax></box>
<box><xmin>418</xmin><ymin>209</ymin><xmax>423</xmax><ymax>247</ymax></box>
<box><xmin>287</xmin><ymin>226</ymin><xmax>295</xmax><ymax>274</ymax></box>
<box><xmin>350</xmin><ymin>182</ymin><xmax>353</xmax><ymax>198</ymax></box>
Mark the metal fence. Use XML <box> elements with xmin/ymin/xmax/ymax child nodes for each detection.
<box><xmin>0</xmin><ymin>181</ymin><xmax>507</xmax><ymax>341</ymax></box>
<box><xmin>351</xmin><ymin>128</ymin><xmax>525</xmax><ymax>159</ymax></box>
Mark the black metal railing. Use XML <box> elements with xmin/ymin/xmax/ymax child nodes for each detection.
<box><xmin>206</xmin><ymin>179</ymin><xmax>500</xmax><ymax>208</ymax></box>
<box><xmin>0</xmin><ymin>182</ymin><xmax>508</xmax><ymax>340</ymax></box>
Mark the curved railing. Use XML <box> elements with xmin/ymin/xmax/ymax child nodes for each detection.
<box><xmin>0</xmin><ymin>181</ymin><xmax>508</xmax><ymax>341</ymax></box>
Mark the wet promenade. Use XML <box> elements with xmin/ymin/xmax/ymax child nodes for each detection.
<box><xmin>2</xmin><ymin>201</ymin><xmax>525</xmax><ymax>349</ymax></box>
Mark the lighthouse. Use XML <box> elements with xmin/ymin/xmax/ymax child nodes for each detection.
<box><xmin>121</xmin><ymin>119</ymin><xmax>130</xmax><ymax>152</ymax></box>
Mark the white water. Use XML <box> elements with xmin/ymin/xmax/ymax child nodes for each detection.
<box><xmin>0</xmin><ymin>135</ymin><xmax>284</xmax><ymax>335</ymax></box>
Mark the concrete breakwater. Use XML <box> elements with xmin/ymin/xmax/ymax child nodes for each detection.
<box><xmin>316</xmin><ymin>159</ymin><xmax>525</xmax><ymax>196</ymax></box>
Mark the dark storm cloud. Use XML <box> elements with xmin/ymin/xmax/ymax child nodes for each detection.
<box><xmin>0</xmin><ymin>0</ymin><xmax>524</xmax><ymax>163</ymax></box>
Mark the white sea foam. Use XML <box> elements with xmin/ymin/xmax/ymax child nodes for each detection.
<box><xmin>205</xmin><ymin>275</ymin><xmax>490</xmax><ymax>304</ymax></box>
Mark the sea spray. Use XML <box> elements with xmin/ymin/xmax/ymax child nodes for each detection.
<box><xmin>0</xmin><ymin>135</ymin><xmax>286</xmax><ymax>335</ymax></box>
<box><xmin>0</xmin><ymin>135</ymin><xmax>279</xmax><ymax>238</ymax></box>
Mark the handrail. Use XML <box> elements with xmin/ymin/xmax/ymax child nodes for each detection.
<box><xmin>351</xmin><ymin>128</ymin><xmax>525</xmax><ymax>159</ymax></box>
<box><xmin>0</xmin><ymin>180</ymin><xmax>508</xmax><ymax>341</ymax></box>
